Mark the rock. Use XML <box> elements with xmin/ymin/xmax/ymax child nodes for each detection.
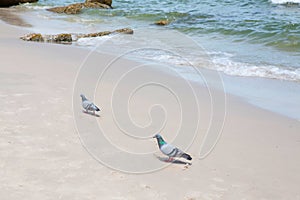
<box><xmin>113</xmin><ymin>28</ymin><xmax>134</xmax><ymax>34</ymax></box>
<box><xmin>20</xmin><ymin>33</ymin><xmax>72</xmax><ymax>43</ymax></box>
<box><xmin>77</xmin><ymin>31</ymin><xmax>112</xmax><ymax>39</ymax></box>
<box><xmin>83</xmin><ymin>2</ymin><xmax>111</xmax><ymax>9</ymax></box>
<box><xmin>85</xmin><ymin>0</ymin><xmax>112</xmax><ymax>7</ymax></box>
<box><xmin>0</xmin><ymin>0</ymin><xmax>38</xmax><ymax>7</ymax></box>
<box><xmin>47</xmin><ymin>3</ymin><xmax>83</xmax><ymax>14</ymax></box>
<box><xmin>20</xmin><ymin>33</ymin><xmax>43</xmax><ymax>42</ymax></box>
<box><xmin>63</xmin><ymin>3</ymin><xmax>84</xmax><ymax>14</ymax></box>
<box><xmin>53</xmin><ymin>33</ymin><xmax>72</xmax><ymax>43</ymax></box>
<box><xmin>46</xmin><ymin>6</ymin><xmax>66</xmax><ymax>14</ymax></box>
<box><xmin>20</xmin><ymin>28</ymin><xmax>133</xmax><ymax>44</ymax></box>
<box><xmin>47</xmin><ymin>1</ymin><xmax>111</xmax><ymax>14</ymax></box>
<box><xmin>155</xmin><ymin>20</ymin><xmax>170</xmax><ymax>26</ymax></box>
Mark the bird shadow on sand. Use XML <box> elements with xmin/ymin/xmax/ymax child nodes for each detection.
<box><xmin>154</xmin><ymin>155</ymin><xmax>192</xmax><ymax>166</ymax></box>
<box><xmin>82</xmin><ymin>110</ymin><xmax>100</xmax><ymax>117</ymax></box>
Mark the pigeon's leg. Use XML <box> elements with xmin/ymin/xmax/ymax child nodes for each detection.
<box><xmin>167</xmin><ymin>157</ymin><xmax>174</xmax><ymax>162</ymax></box>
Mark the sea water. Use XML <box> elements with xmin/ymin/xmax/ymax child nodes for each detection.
<box><xmin>17</xmin><ymin>0</ymin><xmax>300</xmax><ymax>81</ymax></box>
<box><xmin>14</xmin><ymin>0</ymin><xmax>300</xmax><ymax>119</ymax></box>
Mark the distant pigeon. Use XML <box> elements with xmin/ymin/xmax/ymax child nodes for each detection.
<box><xmin>153</xmin><ymin>134</ymin><xmax>192</xmax><ymax>162</ymax></box>
<box><xmin>80</xmin><ymin>94</ymin><xmax>100</xmax><ymax>114</ymax></box>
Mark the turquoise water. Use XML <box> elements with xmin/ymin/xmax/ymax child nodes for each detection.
<box><xmin>111</xmin><ymin>0</ymin><xmax>300</xmax><ymax>52</ymax></box>
<box><xmin>18</xmin><ymin>0</ymin><xmax>300</xmax><ymax>81</ymax></box>
<box><xmin>12</xmin><ymin>0</ymin><xmax>300</xmax><ymax>119</ymax></box>
<box><xmin>32</xmin><ymin>0</ymin><xmax>300</xmax><ymax>52</ymax></box>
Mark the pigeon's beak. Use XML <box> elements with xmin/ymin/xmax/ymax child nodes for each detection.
<box><xmin>152</xmin><ymin>135</ymin><xmax>156</xmax><ymax>138</ymax></box>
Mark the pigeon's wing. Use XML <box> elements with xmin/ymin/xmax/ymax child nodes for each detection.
<box><xmin>90</xmin><ymin>102</ymin><xmax>100</xmax><ymax>111</ymax></box>
<box><xmin>160</xmin><ymin>143</ymin><xmax>184</xmax><ymax>158</ymax></box>
<box><xmin>82</xmin><ymin>100</ymin><xmax>100</xmax><ymax>111</ymax></box>
<box><xmin>82</xmin><ymin>100</ymin><xmax>91</xmax><ymax>110</ymax></box>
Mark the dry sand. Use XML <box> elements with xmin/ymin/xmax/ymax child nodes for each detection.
<box><xmin>0</xmin><ymin>20</ymin><xmax>300</xmax><ymax>200</ymax></box>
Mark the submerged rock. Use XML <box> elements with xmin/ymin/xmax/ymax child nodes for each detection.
<box><xmin>20</xmin><ymin>28</ymin><xmax>133</xmax><ymax>44</ymax></box>
<box><xmin>0</xmin><ymin>0</ymin><xmax>38</xmax><ymax>7</ymax></box>
<box><xmin>154</xmin><ymin>20</ymin><xmax>170</xmax><ymax>26</ymax></box>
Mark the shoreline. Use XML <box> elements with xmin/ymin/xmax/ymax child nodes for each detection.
<box><xmin>2</xmin><ymin>10</ymin><xmax>300</xmax><ymax>120</ymax></box>
<box><xmin>1</xmin><ymin>15</ymin><xmax>300</xmax><ymax>200</ymax></box>
<box><xmin>8</xmin><ymin>6</ymin><xmax>300</xmax><ymax>120</ymax></box>
<box><xmin>0</xmin><ymin>7</ymin><xmax>31</xmax><ymax>27</ymax></box>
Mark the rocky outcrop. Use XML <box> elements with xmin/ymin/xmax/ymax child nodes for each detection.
<box><xmin>0</xmin><ymin>0</ymin><xmax>38</xmax><ymax>7</ymax></box>
<box><xmin>47</xmin><ymin>0</ymin><xmax>112</xmax><ymax>14</ymax></box>
<box><xmin>47</xmin><ymin>3</ymin><xmax>83</xmax><ymax>15</ymax></box>
<box><xmin>20</xmin><ymin>33</ymin><xmax>72</xmax><ymax>43</ymax></box>
<box><xmin>20</xmin><ymin>28</ymin><xmax>133</xmax><ymax>44</ymax></box>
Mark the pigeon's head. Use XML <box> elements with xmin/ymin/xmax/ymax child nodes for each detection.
<box><xmin>80</xmin><ymin>94</ymin><xmax>87</xmax><ymax>101</ymax></box>
<box><xmin>153</xmin><ymin>134</ymin><xmax>162</xmax><ymax>139</ymax></box>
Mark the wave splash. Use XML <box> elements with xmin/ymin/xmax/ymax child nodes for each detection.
<box><xmin>270</xmin><ymin>0</ymin><xmax>300</xmax><ymax>4</ymax></box>
<box><xmin>210</xmin><ymin>54</ymin><xmax>300</xmax><ymax>82</ymax></box>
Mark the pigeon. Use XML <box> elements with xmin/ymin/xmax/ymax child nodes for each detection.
<box><xmin>80</xmin><ymin>94</ymin><xmax>100</xmax><ymax>114</ymax></box>
<box><xmin>153</xmin><ymin>134</ymin><xmax>192</xmax><ymax>162</ymax></box>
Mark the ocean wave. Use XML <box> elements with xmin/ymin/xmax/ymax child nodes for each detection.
<box><xmin>79</xmin><ymin>37</ymin><xmax>300</xmax><ymax>82</ymax></box>
<box><xmin>17</xmin><ymin>2</ymin><xmax>52</xmax><ymax>10</ymax></box>
<box><xmin>210</xmin><ymin>56</ymin><xmax>300</xmax><ymax>82</ymax></box>
<box><xmin>270</xmin><ymin>0</ymin><xmax>300</xmax><ymax>4</ymax></box>
<box><xmin>76</xmin><ymin>36</ymin><xmax>113</xmax><ymax>46</ymax></box>
<box><xmin>139</xmin><ymin>50</ymin><xmax>300</xmax><ymax>82</ymax></box>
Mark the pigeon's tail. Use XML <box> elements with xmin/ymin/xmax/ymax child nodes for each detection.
<box><xmin>95</xmin><ymin>106</ymin><xmax>100</xmax><ymax>112</ymax></box>
<box><xmin>182</xmin><ymin>153</ymin><xmax>192</xmax><ymax>160</ymax></box>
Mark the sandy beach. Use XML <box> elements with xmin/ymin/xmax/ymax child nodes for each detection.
<box><xmin>1</xmin><ymin>16</ymin><xmax>300</xmax><ymax>200</ymax></box>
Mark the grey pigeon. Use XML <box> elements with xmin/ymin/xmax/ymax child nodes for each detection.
<box><xmin>80</xmin><ymin>94</ymin><xmax>100</xmax><ymax>114</ymax></box>
<box><xmin>153</xmin><ymin>134</ymin><xmax>192</xmax><ymax>161</ymax></box>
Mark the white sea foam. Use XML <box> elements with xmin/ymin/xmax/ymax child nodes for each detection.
<box><xmin>76</xmin><ymin>36</ymin><xmax>300</xmax><ymax>82</ymax></box>
<box><xmin>270</xmin><ymin>0</ymin><xmax>300</xmax><ymax>4</ymax></box>
<box><xmin>76</xmin><ymin>35</ymin><xmax>113</xmax><ymax>46</ymax></box>
<box><xmin>134</xmin><ymin>49</ymin><xmax>300</xmax><ymax>82</ymax></box>
<box><xmin>210</xmin><ymin>56</ymin><xmax>300</xmax><ymax>82</ymax></box>
<box><xmin>18</xmin><ymin>3</ymin><xmax>52</xmax><ymax>10</ymax></box>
